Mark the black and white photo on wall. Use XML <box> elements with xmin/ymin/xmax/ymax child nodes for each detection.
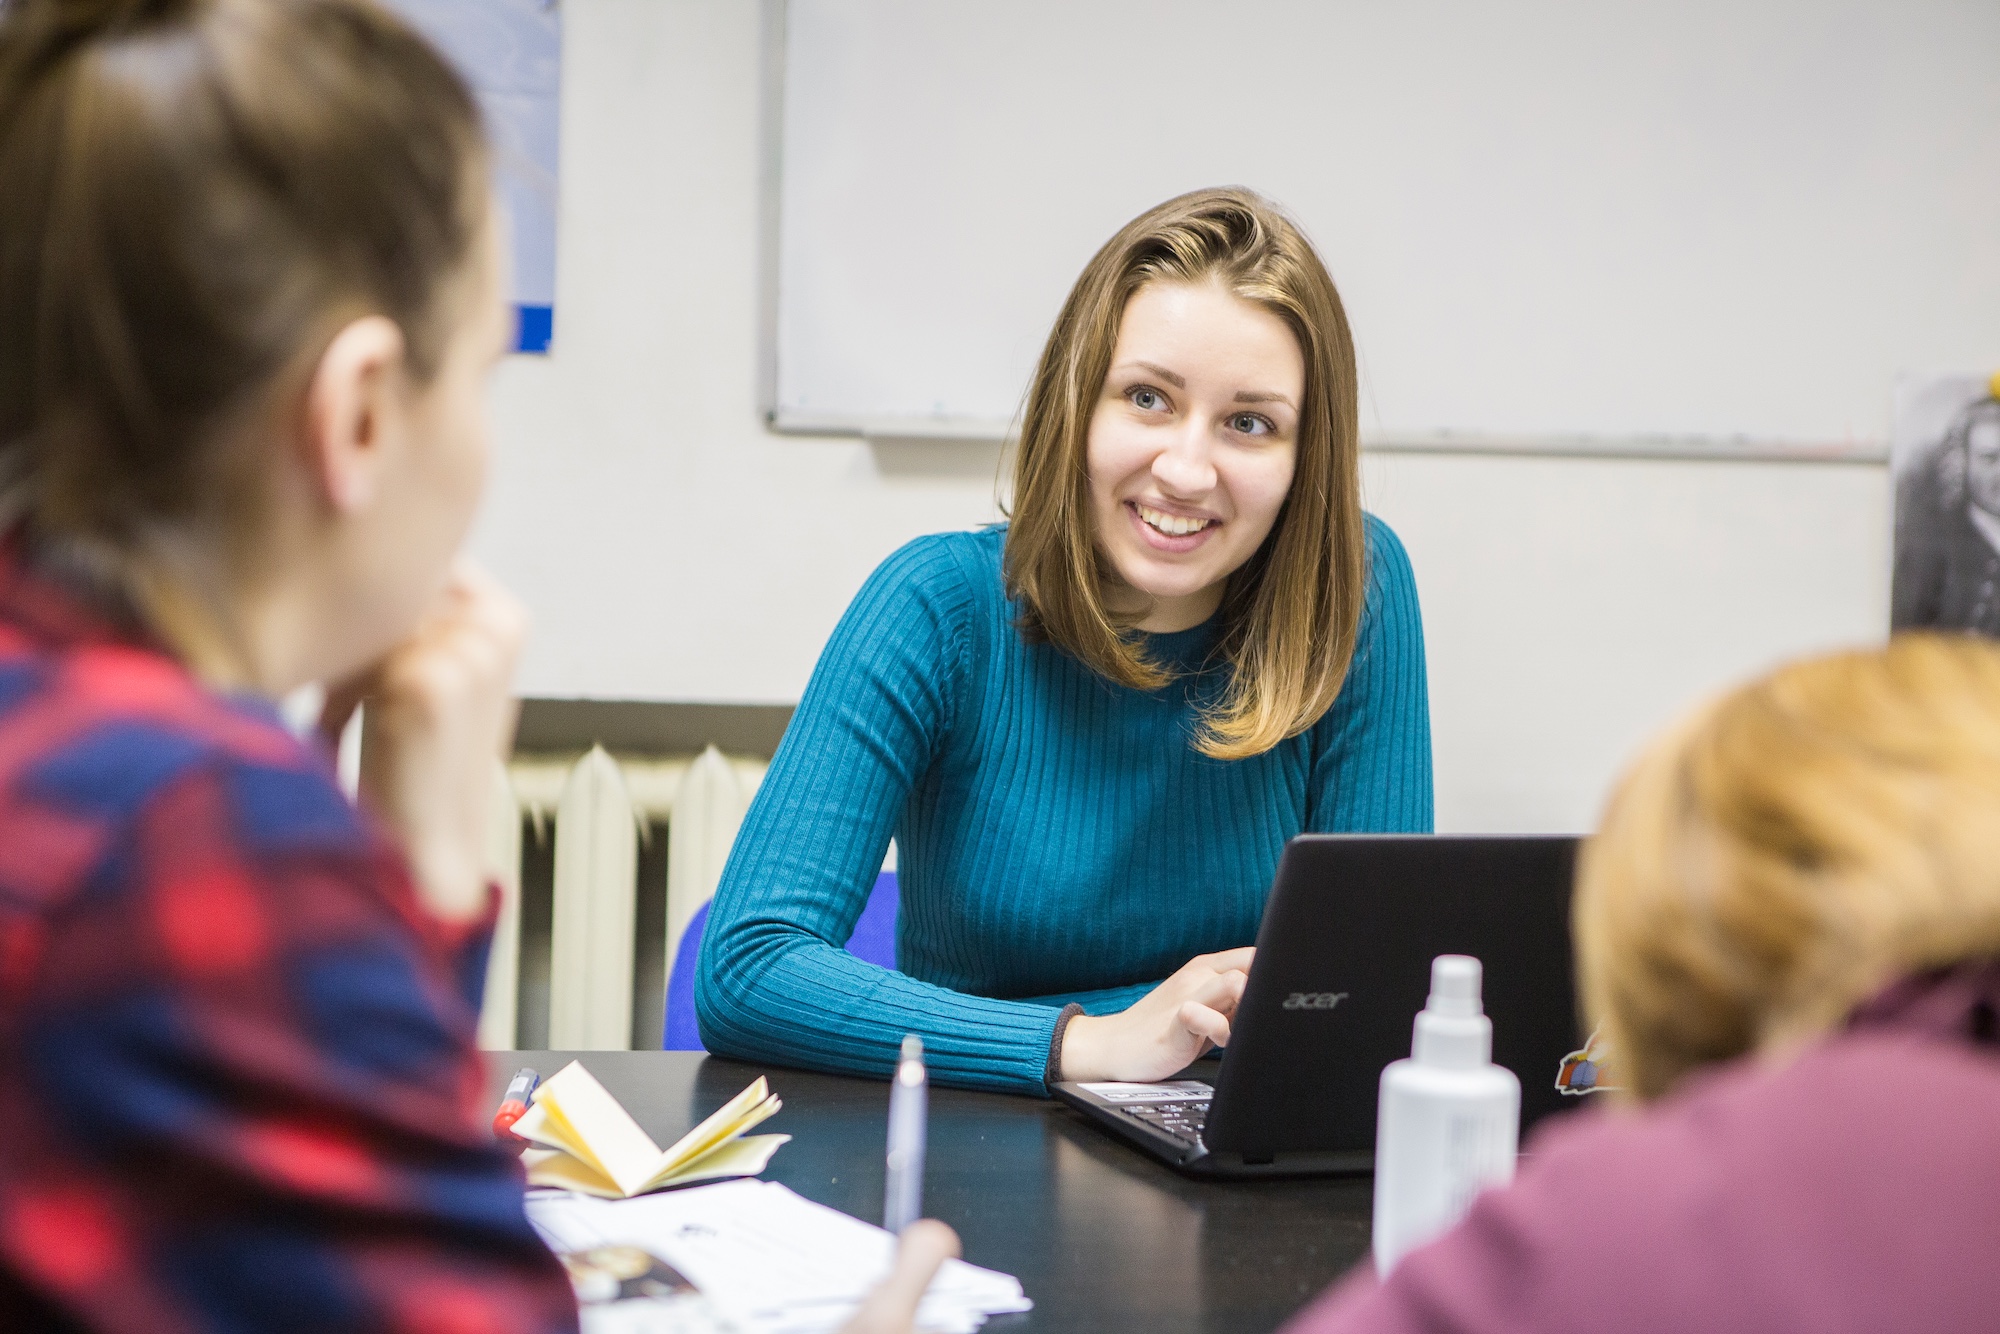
<box><xmin>1892</xmin><ymin>372</ymin><xmax>2000</xmax><ymax>637</ymax></box>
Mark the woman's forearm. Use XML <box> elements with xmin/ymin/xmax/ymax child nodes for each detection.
<box><xmin>694</xmin><ymin>922</ymin><xmax>1069</xmax><ymax>1095</ymax></box>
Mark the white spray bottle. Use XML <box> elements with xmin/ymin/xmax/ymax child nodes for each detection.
<box><xmin>1371</xmin><ymin>954</ymin><xmax>1520</xmax><ymax>1277</ymax></box>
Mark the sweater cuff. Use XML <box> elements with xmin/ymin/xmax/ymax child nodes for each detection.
<box><xmin>1044</xmin><ymin>1003</ymin><xmax>1086</xmax><ymax>1089</ymax></box>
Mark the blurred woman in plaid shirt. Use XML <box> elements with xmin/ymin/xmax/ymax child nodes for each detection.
<box><xmin>0</xmin><ymin>1</ymin><xmax>956</xmax><ymax>1330</ymax></box>
<box><xmin>0</xmin><ymin>0</ymin><xmax>582</xmax><ymax>1327</ymax></box>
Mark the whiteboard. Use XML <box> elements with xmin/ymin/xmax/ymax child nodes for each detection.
<box><xmin>773</xmin><ymin>0</ymin><xmax>2000</xmax><ymax>449</ymax></box>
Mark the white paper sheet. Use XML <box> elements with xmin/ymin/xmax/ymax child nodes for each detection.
<box><xmin>528</xmin><ymin>1181</ymin><xmax>1030</xmax><ymax>1334</ymax></box>
<box><xmin>1076</xmin><ymin>1080</ymin><xmax>1214</xmax><ymax>1103</ymax></box>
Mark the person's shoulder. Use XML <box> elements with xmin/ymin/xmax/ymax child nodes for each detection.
<box><xmin>3</xmin><ymin>638</ymin><xmax>324</xmax><ymax>789</ymax></box>
<box><xmin>873</xmin><ymin>525</ymin><xmax>1004</xmax><ymax>586</ymax></box>
<box><xmin>0</xmin><ymin>640</ymin><xmax>366</xmax><ymax>903</ymax></box>
<box><xmin>1509</xmin><ymin>1034</ymin><xmax>1990</xmax><ymax>1211</ymax></box>
<box><xmin>1361</xmin><ymin>512</ymin><xmax>1415</xmax><ymax>587</ymax></box>
<box><xmin>1682</xmin><ymin>1023</ymin><xmax>2000</xmax><ymax>1184</ymax></box>
<box><xmin>853</xmin><ymin>526</ymin><xmax>1006</xmax><ymax>626</ymax></box>
<box><xmin>1347</xmin><ymin>512</ymin><xmax>1421</xmax><ymax>663</ymax></box>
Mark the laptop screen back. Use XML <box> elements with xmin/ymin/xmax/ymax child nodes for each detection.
<box><xmin>1204</xmin><ymin>835</ymin><xmax>1586</xmax><ymax>1157</ymax></box>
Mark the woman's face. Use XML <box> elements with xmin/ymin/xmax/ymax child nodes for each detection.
<box><xmin>395</xmin><ymin>218</ymin><xmax>508</xmax><ymax>577</ymax></box>
<box><xmin>1086</xmin><ymin>279</ymin><xmax>1303</xmax><ymax>633</ymax></box>
<box><xmin>1967</xmin><ymin>414</ymin><xmax>2000</xmax><ymax>516</ymax></box>
<box><xmin>331</xmin><ymin>216</ymin><xmax>510</xmax><ymax>676</ymax></box>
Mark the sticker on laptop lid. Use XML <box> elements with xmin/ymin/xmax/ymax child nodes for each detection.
<box><xmin>1555</xmin><ymin>1025</ymin><xmax>1618</xmax><ymax>1096</ymax></box>
<box><xmin>1078</xmin><ymin>1081</ymin><xmax>1213</xmax><ymax>1102</ymax></box>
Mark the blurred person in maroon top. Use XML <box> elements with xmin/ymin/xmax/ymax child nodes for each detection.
<box><xmin>1289</xmin><ymin>634</ymin><xmax>2000</xmax><ymax>1334</ymax></box>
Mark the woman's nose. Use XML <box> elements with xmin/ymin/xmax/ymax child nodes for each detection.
<box><xmin>1152</xmin><ymin>428</ymin><xmax>1217</xmax><ymax>498</ymax></box>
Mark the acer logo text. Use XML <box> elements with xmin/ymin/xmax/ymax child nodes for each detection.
<box><xmin>1281</xmin><ymin>991</ymin><xmax>1349</xmax><ymax>1011</ymax></box>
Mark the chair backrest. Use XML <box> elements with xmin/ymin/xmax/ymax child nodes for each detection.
<box><xmin>844</xmin><ymin>870</ymin><xmax>899</xmax><ymax>970</ymax></box>
<box><xmin>662</xmin><ymin>871</ymin><xmax>900</xmax><ymax>1051</ymax></box>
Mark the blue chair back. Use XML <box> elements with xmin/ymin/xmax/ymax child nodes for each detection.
<box><xmin>663</xmin><ymin>871</ymin><xmax>899</xmax><ymax>1051</ymax></box>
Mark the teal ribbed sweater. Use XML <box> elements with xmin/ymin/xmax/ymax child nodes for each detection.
<box><xmin>696</xmin><ymin>518</ymin><xmax>1432</xmax><ymax>1094</ymax></box>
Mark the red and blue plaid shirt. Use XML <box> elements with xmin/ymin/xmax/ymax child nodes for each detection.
<box><xmin>0</xmin><ymin>543</ymin><xmax>578</xmax><ymax>1333</ymax></box>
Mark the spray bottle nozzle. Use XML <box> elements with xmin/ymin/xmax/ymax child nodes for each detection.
<box><xmin>1412</xmin><ymin>954</ymin><xmax>1492</xmax><ymax>1069</ymax></box>
<box><xmin>1425</xmin><ymin>955</ymin><xmax>1484</xmax><ymax>1019</ymax></box>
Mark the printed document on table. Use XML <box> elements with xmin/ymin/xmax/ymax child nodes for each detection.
<box><xmin>528</xmin><ymin>1180</ymin><xmax>1030</xmax><ymax>1334</ymax></box>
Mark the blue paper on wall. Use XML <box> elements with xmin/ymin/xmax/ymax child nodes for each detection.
<box><xmin>387</xmin><ymin>0</ymin><xmax>561</xmax><ymax>355</ymax></box>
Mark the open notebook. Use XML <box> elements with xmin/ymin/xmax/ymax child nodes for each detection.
<box><xmin>515</xmin><ymin>1061</ymin><xmax>790</xmax><ymax>1199</ymax></box>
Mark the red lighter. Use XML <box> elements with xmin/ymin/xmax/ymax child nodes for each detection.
<box><xmin>493</xmin><ymin>1067</ymin><xmax>540</xmax><ymax>1153</ymax></box>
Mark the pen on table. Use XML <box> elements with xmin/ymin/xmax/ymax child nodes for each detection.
<box><xmin>493</xmin><ymin>1066</ymin><xmax>540</xmax><ymax>1152</ymax></box>
<box><xmin>884</xmin><ymin>1035</ymin><xmax>928</xmax><ymax>1234</ymax></box>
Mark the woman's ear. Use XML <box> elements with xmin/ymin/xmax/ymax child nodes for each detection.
<box><xmin>301</xmin><ymin>315</ymin><xmax>407</xmax><ymax>514</ymax></box>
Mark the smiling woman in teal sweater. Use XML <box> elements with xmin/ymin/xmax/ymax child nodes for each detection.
<box><xmin>697</xmin><ymin>189</ymin><xmax>1432</xmax><ymax>1095</ymax></box>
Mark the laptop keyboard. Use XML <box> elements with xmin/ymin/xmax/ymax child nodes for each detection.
<box><xmin>1116</xmin><ymin>1099</ymin><xmax>1209</xmax><ymax>1150</ymax></box>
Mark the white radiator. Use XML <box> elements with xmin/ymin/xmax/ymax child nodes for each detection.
<box><xmin>314</xmin><ymin>700</ymin><xmax>761</xmax><ymax>1052</ymax></box>
<box><xmin>478</xmin><ymin>763</ymin><xmax>524</xmax><ymax>1050</ymax></box>
<box><xmin>481</xmin><ymin>745</ymin><xmax>767</xmax><ymax>1051</ymax></box>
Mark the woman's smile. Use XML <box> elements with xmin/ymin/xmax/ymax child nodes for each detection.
<box><xmin>1127</xmin><ymin>498</ymin><xmax>1222</xmax><ymax>551</ymax></box>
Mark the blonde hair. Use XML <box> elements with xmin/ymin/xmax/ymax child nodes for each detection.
<box><xmin>1575</xmin><ymin>634</ymin><xmax>2000</xmax><ymax>1101</ymax></box>
<box><xmin>1003</xmin><ymin>187</ymin><xmax>1363</xmax><ymax>761</ymax></box>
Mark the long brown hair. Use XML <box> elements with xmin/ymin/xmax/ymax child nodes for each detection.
<box><xmin>1576</xmin><ymin>635</ymin><xmax>2000</xmax><ymax>1101</ymax></box>
<box><xmin>0</xmin><ymin>0</ymin><xmax>487</xmax><ymax>613</ymax></box>
<box><xmin>1004</xmin><ymin>187</ymin><xmax>1364</xmax><ymax>761</ymax></box>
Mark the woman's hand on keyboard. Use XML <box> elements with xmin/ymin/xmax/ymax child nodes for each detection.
<box><xmin>1057</xmin><ymin>948</ymin><xmax>1254</xmax><ymax>1082</ymax></box>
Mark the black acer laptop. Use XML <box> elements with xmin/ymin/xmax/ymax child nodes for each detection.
<box><xmin>1053</xmin><ymin>835</ymin><xmax>1587</xmax><ymax>1177</ymax></box>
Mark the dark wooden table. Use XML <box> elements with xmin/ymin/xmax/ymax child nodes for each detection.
<box><xmin>488</xmin><ymin>1051</ymin><xmax>1369</xmax><ymax>1334</ymax></box>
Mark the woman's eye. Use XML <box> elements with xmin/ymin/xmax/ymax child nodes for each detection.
<box><xmin>1230</xmin><ymin>412</ymin><xmax>1273</xmax><ymax>436</ymax></box>
<box><xmin>1128</xmin><ymin>387</ymin><xmax>1166</xmax><ymax>412</ymax></box>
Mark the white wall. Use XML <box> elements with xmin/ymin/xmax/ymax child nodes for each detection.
<box><xmin>1363</xmin><ymin>451</ymin><xmax>1887</xmax><ymax>831</ymax></box>
<box><xmin>474</xmin><ymin>0</ymin><xmax>1003</xmax><ymax>706</ymax></box>
<box><xmin>472</xmin><ymin>0</ymin><xmax>1891</xmax><ymax>834</ymax></box>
